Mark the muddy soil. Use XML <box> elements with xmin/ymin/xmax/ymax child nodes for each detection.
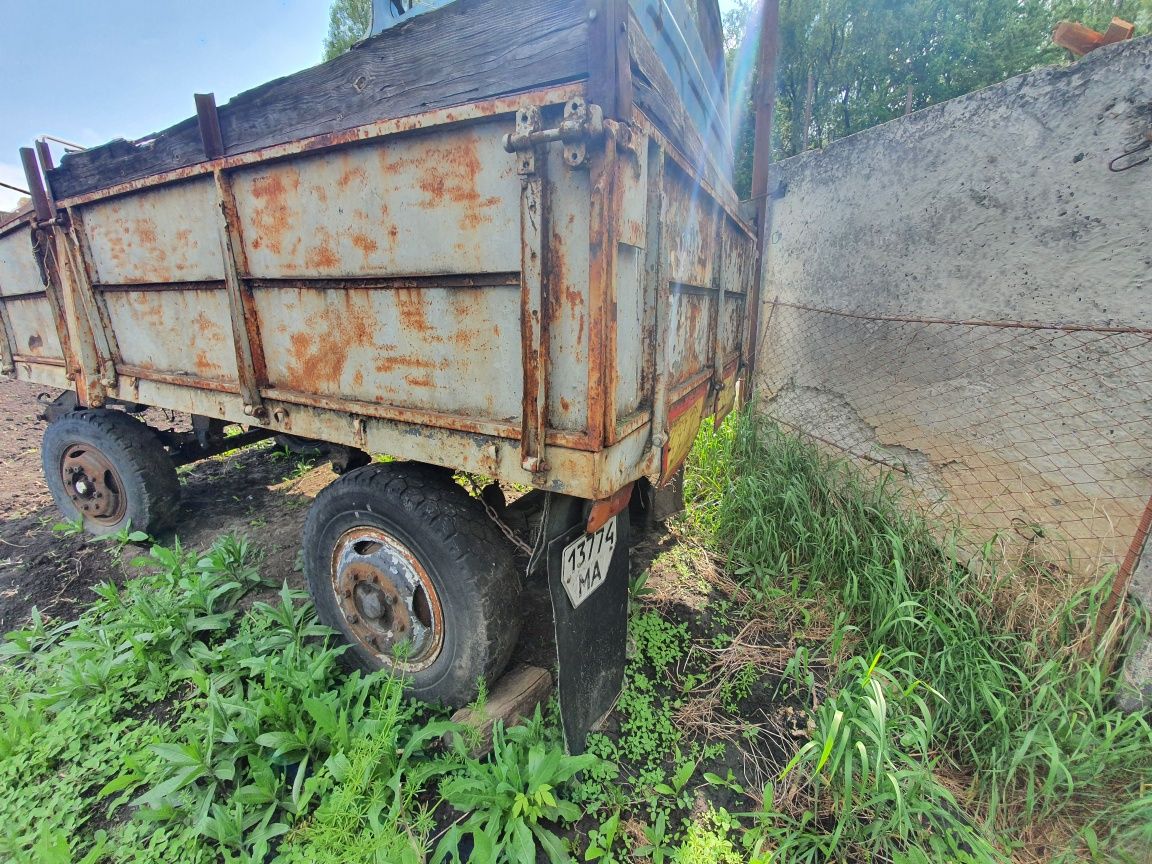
<box><xmin>0</xmin><ymin>379</ymin><xmax>331</xmax><ymax>634</ymax></box>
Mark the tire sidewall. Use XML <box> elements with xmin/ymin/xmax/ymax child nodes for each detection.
<box><xmin>42</xmin><ymin>412</ymin><xmax>161</xmax><ymax>537</ymax></box>
<box><xmin>304</xmin><ymin>470</ymin><xmax>515</xmax><ymax>706</ymax></box>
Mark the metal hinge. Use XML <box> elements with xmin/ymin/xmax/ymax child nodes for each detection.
<box><xmin>503</xmin><ymin>98</ymin><xmax>605</xmax><ymax>169</ymax></box>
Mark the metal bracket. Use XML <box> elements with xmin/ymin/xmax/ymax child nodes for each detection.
<box><xmin>504</xmin><ymin>99</ymin><xmax>605</xmax><ymax>169</ymax></box>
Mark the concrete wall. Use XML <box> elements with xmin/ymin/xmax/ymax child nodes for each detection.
<box><xmin>755</xmin><ymin>36</ymin><xmax>1152</xmax><ymax>691</ymax></box>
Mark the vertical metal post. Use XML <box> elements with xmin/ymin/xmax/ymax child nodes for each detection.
<box><xmin>20</xmin><ymin>148</ymin><xmax>53</xmax><ymax>224</ymax></box>
<box><xmin>643</xmin><ymin>146</ymin><xmax>667</xmax><ymax>456</ymax></box>
<box><xmin>516</xmin><ymin>107</ymin><xmax>549</xmax><ymax>472</ymax></box>
<box><xmin>745</xmin><ymin>0</ymin><xmax>781</xmax><ymax>381</ymax></box>
<box><xmin>710</xmin><ymin>211</ymin><xmax>727</xmax><ymax>408</ymax></box>
<box><xmin>214</xmin><ymin>169</ymin><xmax>267</xmax><ymax>417</ymax></box>
<box><xmin>60</xmin><ymin>208</ymin><xmax>119</xmax><ymax>392</ymax></box>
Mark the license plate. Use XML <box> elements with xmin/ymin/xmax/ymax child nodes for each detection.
<box><xmin>560</xmin><ymin>516</ymin><xmax>618</xmax><ymax>609</ymax></box>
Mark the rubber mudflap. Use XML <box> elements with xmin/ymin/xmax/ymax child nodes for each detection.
<box><xmin>547</xmin><ymin>509</ymin><xmax>630</xmax><ymax>754</ymax></box>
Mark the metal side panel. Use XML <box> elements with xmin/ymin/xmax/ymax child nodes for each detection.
<box><xmin>101</xmin><ymin>286</ymin><xmax>240</xmax><ymax>385</ymax></box>
<box><xmin>79</xmin><ymin>178</ymin><xmax>224</xmax><ymax>284</ymax></box>
<box><xmin>3</xmin><ymin>296</ymin><xmax>64</xmax><ymax>361</ymax></box>
<box><xmin>229</xmin><ymin>121</ymin><xmax>521</xmax><ymax>279</ymax></box>
<box><xmin>0</xmin><ymin>221</ymin><xmax>68</xmax><ymax>376</ymax></box>
<box><xmin>251</xmin><ymin>282</ymin><xmax>522</xmax><ymax>421</ymax></box>
<box><xmin>0</xmin><ymin>224</ymin><xmax>46</xmax><ymax>297</ymax></box>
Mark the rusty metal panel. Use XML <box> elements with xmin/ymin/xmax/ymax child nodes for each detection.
<box><xmin>101</xmin><ymin>287</ymin><xmax>240</xmax><ymax>383</ymax></box>
<box><xmin>0</xmin><ymin>225</ymin><xmax>45</xmax><ymax>297</ymax></box>
<box><xmin>662</xmin><ymin>160</ymin><xmax>717</xmax><ymax>289</ymax></box>
<box><xmin>80</xmin><ymin>178</ymin><xmax>223</xmax><ymax>284</ymax></box>
<box><xmin>231</xmin><ymin>122</ymin><xmax>520</xmax><ymax>279</ymax></box>
<box><xmin>252</xmin><ymin>284</ymin><xmax>521</xmax><ymax>420</ymax></box>
<box><xmin>667</xmin><ymin>288</ymin><xmax>712</xmax><ymax>388</ymax></box>
<box><xmin>544</xmin><ymin>145</ymin><xmax>592</xmax><ymax>433</ymax></box>
<box><xmin>4</xmin><ymin>296</ymin><xmax>63</xmax><ymax>359</ymax></box>
<box><xmin>615</xmin><ymin>244</ymin><xmax>645</xmax><ymax>418</ymax></box>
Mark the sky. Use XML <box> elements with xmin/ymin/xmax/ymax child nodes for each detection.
<box><xmin>0</xmin><ymin>0</ymin><xmax>741</xmax><ymax>211</ymax></box>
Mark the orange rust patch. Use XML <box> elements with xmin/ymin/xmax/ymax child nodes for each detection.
<box><xmin>248</xmin><ymin>171</ymin><xmax>299</xmax><ymax>256</ymax></box>
<box><xmin>337</xmin><ymin>165</ymin><xmax>367</xmax><ymax>190</ymax></box>
<box><xmin>404</xmin><ymin>373</ymin><xmax>434</xmax><ymax>388</ymax></box>
<box><xmin>374</xmin><ymin>355</ymin><xmax>443</xmax><ymax>375</ymax></box>
<box><xmin>194</xmin><ymin>349</ymin><xmax>225</xmax><ymax>379</ymax></box>
<box><xmin>133</xmin><ymin>219</ymin><xmax>158</xmax><ymax>247</ymax></box>
<box><xmin>560</xmin><ymin>396</ymin><xmax>571</xmax><ymax>412</ymax></box>
<box><xmin>381</xmin><ymin>132</ymin><xmax>500</xmax><ymax>232</ymax></box>
<box><xmin>283</xmin><ymin>330</ymin><xmax>348</xmax><ymax>393</ymax></box>
<box><xmin>351</xmin><ymin>233</ymin><xmax>379</xmax><ymax>257</ymax></box>
<box><xmin>395</xmin><ymin>288</ymin><xmax>431</xmax><ymax>334</ymax></box>
<box><xmin>352</xmin><ymin>369</ymin><xmax>364</xmax><ymax>388</ymax></box>
<box><xmin>305</xmin><ymin>242</ymin><xmax>339</xmax><ymax>270</ymax></box>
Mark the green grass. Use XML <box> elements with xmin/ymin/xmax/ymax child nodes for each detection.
<box><xmin>687</xmin><ymin>408</ymin><xmax>1152</xmax><ymax>862</ymax></box>
<box><xmin>4</xmin><ymin>408</ymin><xmax>1149</xmax><ymax>863</ymax></box>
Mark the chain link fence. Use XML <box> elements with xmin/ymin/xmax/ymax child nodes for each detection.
<box><xmin>755</xmin><ymin>299</ymin><xmax>1152</xmax><ymax>581</ymax></box>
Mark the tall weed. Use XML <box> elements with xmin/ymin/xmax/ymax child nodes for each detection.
<box><xmin>690</xmin><ymin>409</ymin><xmax>1152</xmax><ymax>860</ymax></box>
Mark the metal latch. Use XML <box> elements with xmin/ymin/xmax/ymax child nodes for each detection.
<box><xmin>503</xmin><ymin>98</ymin><xmax>605</xmax><ymax>168</ymax></box>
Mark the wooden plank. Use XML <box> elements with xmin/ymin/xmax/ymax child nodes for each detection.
<box><xmin>48</xmin><ymin>0</ymin><xmax>589</xmax><ymax>201</ymax></box>
<box><xmin>1053</xmin><ymin>22</ymin><xmax>1106</xmax><ymax>57</ymax></box>
<box><xmin>628</xmin><ymin>17</ymin><xmax>728</xmax><ymax>195</ymax></box>
<box><xmin>445</xmin><ymin>665</ymin><xmax>553</xmax><ymax>757</ymax></box>
<box><xmin>1102</xmin><ymin>18</ymin><xmax>1137</xmax><ymax>46</ymax></box>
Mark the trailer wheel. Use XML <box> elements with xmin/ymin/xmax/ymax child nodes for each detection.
<box><xmin>42</xmin><ymin>409</ymin><xmax>180</xmax><ymax>536</ymax></box>
<box><xmin>303</xmin><ymin>462</ymin><xmax>521</xmax><ymax>707</ymax></box>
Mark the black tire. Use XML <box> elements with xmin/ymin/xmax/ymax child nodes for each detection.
<box><xmin>42</xmin><ymin>409</ymin><xmax>180</xmax><ymax>537</ymax></box>
<box><xmin>303</xmin><ymin>462</ymin><xmax>521</xmax><ymax>707</ymax></box>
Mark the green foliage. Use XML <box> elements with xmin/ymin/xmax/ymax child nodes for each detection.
<box><xmin>434</xmin><ymin>708</ymin><xmax>599</xmax><ymax>864</ymax></box>
<box><xmin>0</xmin><ymin>533</ymin><xmax>448</xmax><ymax>863</ymax></box>
<box><xmin>723</xmin><ymin>0</ymin><xmax>1152</xmax><ymax>193</ymax></box>
<box><xmin>616</xmin><ymin>612</ymin><xmax>688</xmax><ymax>769</ymax></box>
<box><xmin>323</xmin><ymin>0</ymin><xmax>372</xmax><ymax>61</ymax></box>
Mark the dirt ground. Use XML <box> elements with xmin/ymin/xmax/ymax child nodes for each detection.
<box><xmin>0</xmin><ymin>379</ymin><xmax>331</xmax><ymax>634</ymax></box>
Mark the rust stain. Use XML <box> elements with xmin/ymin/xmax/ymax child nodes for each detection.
<box><xmin>305</xmin><ymin>242</ymin><xmax>339</xmax><ymax>270</ymax></box>
<box><xmin>248</xmin><ymin>170</ymin><xmax>299</xmax><ymax>255</ymax></box>
<box><xmin>379</xmin><ymin>133</ymin><xmax>500</xmax><ymax>232</ymax></box>
<box><xmin>351</xmin><ymin>233</ymin><xmax>379</xmax><ymax>257</ymax></box>
<box><xmin>337</xmin><ymin>164</ymin><xmax>368</xmax><ymax>190</ymax></box>
<box><xmin>284</xmin><ymin>330</ymin><xmax>348</xmax><ymax>392</ymax></box>
<box><xmin>194</xmin><ymin>349</ymin><xmax>225</xmax><ymax>379</ymax></box>
<box><xmin>560</xmin><ymin>396</ymin><xmax>571</xmax><ymax>413</ymax></box>
<box><xmin>404</xmin><ymin>373</ymin><xmax>434</xmax><ymax>388</ymax></box>
<box><xmin>133</xmin><ymin>218</ymin><xmax>158</xmax><ymax>247</ymax></box>
<box><xmin>395</xmin><ymin>288</ymin><xmax>431</xmax><ymax>334</ymax></box>
<box><xmin>374</xmin><ymin>355</ymin><xmax>443</xmax><ymax>375</ymax></box>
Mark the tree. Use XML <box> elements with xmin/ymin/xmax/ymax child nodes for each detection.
<box><xmin>723</xmin><ymin>0</ymin><xmax>1151</xmax><ymax>196</ymax></box>
<box><xmin>323</xmin><ymin>0</ymin><xmax>373</xmax><ymax>61</ymax></box>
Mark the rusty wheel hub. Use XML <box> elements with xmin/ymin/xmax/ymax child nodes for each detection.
<box><xmin>331</xmin><ymin>527</ymin><xmax>444</xmax><ymax>671</ymax></box>
<box><xmin>60</xmin><ymin>445</ymin><xmax>127</xmax><ymax>526</ymax></box>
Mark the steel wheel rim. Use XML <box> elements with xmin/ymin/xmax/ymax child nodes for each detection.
<box><xmin>59</xmin><ymin>444</ymin><xmax>127</xmax><ymax>526</ymax></box>
<box><xmin>330</xmin><ymin>526</ymin><xmax>445</xmax><ymax>672</ymax></box>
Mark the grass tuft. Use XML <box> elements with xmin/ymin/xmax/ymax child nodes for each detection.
<box><xmin>687</xmin><ymin>408</ymin><xmax>1152</xmax><ymax>862</ymax></box>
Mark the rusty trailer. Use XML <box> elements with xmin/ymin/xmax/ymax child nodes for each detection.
<box><xmin>0</xmin><ymin>0</ymin><xmax>763</xmax><ymax>749</ymax></box>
